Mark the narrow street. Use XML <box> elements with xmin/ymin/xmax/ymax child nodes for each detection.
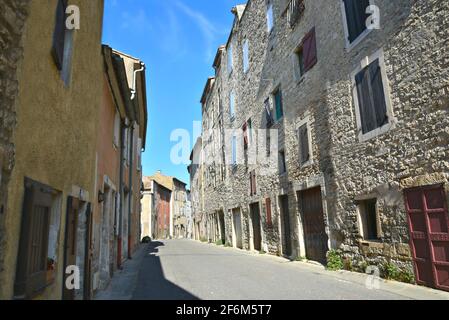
<box><xmin>95</xmin><ymin>240</ymin><xmax>449</xmax><ymax>300</ymax></box>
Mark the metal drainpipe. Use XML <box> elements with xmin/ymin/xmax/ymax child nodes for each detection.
<box><xmin>127</xmin><ymin>122</ymin><xmax>134</xmax><ymax>259</ymax></box>
<box><xmin>117</xmin><ymin>119</ymin><xmax>126</xmax><ymax>269</ymax></box>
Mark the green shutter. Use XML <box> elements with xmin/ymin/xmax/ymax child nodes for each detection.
<box><xmin>275</xmin><ymin>90</ymin><xmax>283</xmax><ymax>120</ymax></box>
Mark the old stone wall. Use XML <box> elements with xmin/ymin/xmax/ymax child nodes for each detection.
<box><xmin>194</xmin><ymin>0</ymin><xmax>449</xmax><ymax>283</ymax></box>
<box><xmin>327</xmin><ymin>0</ymin><xmax>449</xmax><ymax>274</ymax></box>
<box><xmin>0</xmin><ymin>0</ymin><xmax>30</xmax><ymax>278</ymax></box>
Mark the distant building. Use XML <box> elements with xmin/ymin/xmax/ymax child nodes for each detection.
<box><xmin>141</xmin><ymin>172</ymin><xmax>188</xmax><ymax>240</ymax></box>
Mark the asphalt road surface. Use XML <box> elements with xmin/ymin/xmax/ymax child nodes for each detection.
<box><xmin>131</xmin><ymin>239</ymin><xmax>417</xmax><ymax>300</ymax></box>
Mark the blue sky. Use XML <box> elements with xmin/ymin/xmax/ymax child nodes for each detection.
<box><xmin>102</xmin><ymin>0</ymin><xmax>239</xmax><ymax>188</ymax></box>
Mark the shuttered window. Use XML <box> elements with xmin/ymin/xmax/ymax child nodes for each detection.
<box><xmin>302</xmin><ymin>28</ymin><xmax>317</xmax><ymax>73</ymax></box>
<box><xmin>298</xmin><ymin>124</ymin><xmax>310</xmax><ymax>164</ymax></box>
<box><xmin>14</xmin><ymin>179</ymin><xmax>54</xmax><ymax>299</ymax></box>
<box><xmin>279</xmin><ymin>150</ymin><xmax>286</xmax><ymax>174</ymax></box>
<box><xmin>343</xmin><ymin>0</ymin><xmax>370</xmax><ymax>43</ymax></box>
<box><xmin>243</xmin><ymin>122</ymin><xmax>248</xmax><ymax>148</ymax></box>
<box><xmin>249</xmin><ymin>170</ymin><xmax>256</xmax><ymax>196</ymax></box>
<box><xmin>355</xmin><ymin>58</ymin><xmax>388</xmax><ymax>134</ymax></box>
<box><xmin>274</xmin><ymin>89</ymin><xmax>283</xmax><ymax>121</ymax></box>
<box><xmin>264</xmin><ymin>98</ymin><xmax>273</xmax><ymax>127</ymax></box>
<box><xmin>265</xmin><ymin>198</ymin><xmax>272</xmax><ymax>226</ymax></box>
<box><xmin>243</xmin><ymin>39</ymin><xmax>249</xmax><ymax>73</ymax></box>
<box><xmin>228</xmin><ymin>43</ymin><xmax>233</xmax><ymax>74</ymax></box>
<box><xmin>229</xmin><ymin>91</ymin><xmax>235</xmax><ymax>119</ymax></box>
<box><xmin>232</xmin><ymin>135</ymin><xmax>237</xmax><ymax>165</ymax></box>
<box><xmin>52</xmin><ymin>0</ymin><xmax>68</xmax><ymax>70</ymax></box>
<box><xmin>294</xmin><ymin>28</ymin><xmax>317</xmax><ymax>79</ymax></box>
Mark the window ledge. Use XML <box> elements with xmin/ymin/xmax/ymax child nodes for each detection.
<box><xmin>359</xmin><ymin>239</ymin><xmax>383</xmax><ymax>248</ymax></box>
<box><xmin>358</xmin><ymin>119</ymin><xmax>397</xmax><ymax>143</ymax></box>
<box><xmin>300</xmin><ymin>159</ymin><xmax>313</xmax><ymax>169</ymax></box>
<box><xmin>345</xmin><ymin>28</ymin><xmax>373</xmax><ymax>52</ymax></box>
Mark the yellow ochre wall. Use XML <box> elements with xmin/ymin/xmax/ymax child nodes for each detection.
<box><xmin>0</xmin><ymin>0</ymin><xmax>105</xmax><ymax>299</ymax></box>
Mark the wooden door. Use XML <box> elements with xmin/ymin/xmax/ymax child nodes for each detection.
<box><xmin>279</xmin><ymin>195</ymin><xmax>292</xmax><ymax>256</ymax></box>
<box><xmin>233</xmin><ymin>209</ymin><xmax>243</xmax><ymax>249</ymax></box>
<box><xmin>299</xmin><ymin>187</ymin><xmax>329</xmax><ymax>264</ymax></box>
<box><xmin>63</xmin><ymin>197</ymin><xmax>79</xmax><ymax>300</ymax></box>
<box><xmin>84</xmin><ymin>204</ymin><xmax>93</xmax><ymax>300</ymax></box>
<box><xmin>250</xmin><ymin>203</ymin><xmax>262</xmax><ymax>251</ymax></box>
<box><xmin>405</xmin><ymin>184</ymin><xmax>449</xmax><ymax>291</ymax></box>
<box><xmin>218</xmin><ymin>211</ymin><xmax>226</xmax><ymax>245</ymax></box>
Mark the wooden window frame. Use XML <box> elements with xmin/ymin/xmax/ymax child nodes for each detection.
<box><xmin>357</xmin><ymin>198</ymin><xmax>381</xmax><ymax>241</ymax></box>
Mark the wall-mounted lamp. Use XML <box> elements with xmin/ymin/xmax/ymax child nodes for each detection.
<box><xmin>98</xmin><ymin>190</ymin><xmax>105</xmax><ymax>203</ymax></box>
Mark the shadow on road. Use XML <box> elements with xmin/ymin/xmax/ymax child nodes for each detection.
<box><xmin>132</xmin><ymin>241</ymin><xmax>199</xmax><ymax>300</ymax></box>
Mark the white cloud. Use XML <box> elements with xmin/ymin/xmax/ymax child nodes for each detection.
<box><xmin>175</xmin><ymin>1</ymin><xmax>223</xmax><ymax>62</ymax></box>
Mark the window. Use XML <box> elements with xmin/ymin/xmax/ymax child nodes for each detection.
<box><xmin>264</xmin><ymin>98</ymin><xmax>273</xmax><ymax>127</ymax></box>
<box><xmin>52</xmin><ymin>0</ymin><xmax>68</xmax><ymax>70</ymax></box>
<box><xmin>358</xmin><ymin>199</ymin><xmax>380</xmax><ymax>240</ymax></box>
<box><xmin>243</xmin><ymin>39</ymin><xmax>249</xmax><ymax>73</ymax></box>
<box><xmin>279</xmin><ymin>150</ymin><xmax>286</xmax><ymax>174</ymax></box>
<box><xmin>242</xmin><ymin>122</ymin><xmax>248</xmax><ymax>149</ymax></box>
<box><xmin>249</xmin><ymin>170</ymin><xmax>256</xmax><ymax>196</ymax></box>
<box><xmin>298</xmin><ymin>123</ymin><xmax>310</xmax><ymax>165</ymax></box>
<box><xmin>228</xmin><ymin>43</ymin><xmax>233</xmax><ymax>74</ymax></box>
<box><xmin>267</xmin><ymin>3</ymin><xmax>274</xmax><ymax>33</ymax></box>
<box><xmin>342</xmin><ymin>0</ymin><xmax>370</xmax><ymax>44</ymax></box>
<box><xmin>247</xmin><ymin>119</ymin><xmax>253</xmax><ymax>145</ymax></box>
<box><xmin>15</xmin><ymin>179</ymin><xmax>59</xmax><ymax>299</ymax></box>
<box><xmin>265</xmin><ymin>198</ymin><xmax>272</xmax><ymax>226</ymax></box>
<box><xmin>287</xmin><ymin>0</ymin><xmax>305</xmax><ymax>27</ymax></box>
<box><xmin>354</xmin><ymin>58</ymin><xmax>389</xmax><ymax>135</ymax></box>
<box><xmin>52</xmin><ymin>0</ymin><xmax>74</xmax><ymax>86</ymax></box>
<box><xmin>137</xmin><ymin>138</ymin><xmax>142</xmax><ymax>171</ymax></box>
<box><xmin>232</xmin><ymin>134</ymin><xmax>237</xmax><ymax>166</ymax></box>
<box><xmin>229</xmin><ymin>91</ymin><xmax>235</xmax><ymax>120</ymax></box>
<box><xmin>113</xmin><ymin>112</ymin><xmax>120</xmax><ymax>148</ymax></box>
<box><xmin>124</xmin><ymin>128</ymin><xmax>129</xmax><ymax>165</ymax></box>
<box><xmin>294</xmin><ymin>28</ymin><xmax>317</xmax><ymax>80</ymax></box>
<box><xmin>273</xmin><ymin>88</ymin><xmax>283</xmax><ymax>121</ymax></box>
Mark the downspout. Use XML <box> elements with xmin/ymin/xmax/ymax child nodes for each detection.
<box><xmin>117</xmin><ymin>119</ymin><xmax>126</xmax><ymax>269</ymax></box>
<box><xmin>128</xmin><ymin>62</ymin><xmax>145</xmax><ymax>258</ymax></box>
<box><xmin>127</xmin><ymin>122</ymin><xmax>134</xmax><ymax>259</ymax></box>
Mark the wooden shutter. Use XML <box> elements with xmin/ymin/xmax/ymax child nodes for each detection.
<box><xmin>369</xmin><ymin>59</ymin><xmax>388</xmax><ymax>128</ymax></box>
<box><xmin>250</xmin><ymin>171</ymin><xmax>256</xmax><ymax>195</ymax></box>
<box><xmin>302</xmin><ymin>28</ymin><xmax>317</xmax><ymax>72</ymax></box>
<box><xmin>243</xmin><ymin>122</ymin><xmax>248</xmax><ymax>148</ymax></box>
<box><xmin>356</xmin><ymin>59</ymin><xmax>388</xmax><ymax>134</ymax></box>
<box><xmin>299</xmin><ymin>124</ymin><xmax>310</xmax><ymax>164</ymax></box>
<box><xmin>52</xmin><ymin>0</ymin><xmax>68</xmax><ymax>70</ymax></box>
<box><xmin>275</xmin><ymin>90</ymin><xmax>283</xmax><ymax>120</ymax></box>
<box><xmin>356</xmin><ymin>66</ymin><xmax>376</xmax><ymax>134</ymax></box>
<box><xmin>266</xmin><ymin>198</ymin><xmax>272</xmax><ymax>226</ymax></box>
<box><xmin>343</xmin><ymin>0</ymin><xmax>369</xmax><ymax>43</ymax></box>
<box><xmin>14</xmin><ymin>179</ymin><xmax>53</xmax><ymax>299</ymax></box>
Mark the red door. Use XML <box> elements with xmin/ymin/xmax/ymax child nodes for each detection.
<box><xmin>404</xmin><ymin>184</ymin><xmax>449</xmax><ymax>291</ymax></box>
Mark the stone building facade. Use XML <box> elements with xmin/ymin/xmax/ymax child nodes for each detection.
<box><xmin>192</xmin><ymin>0</ymin><xmax>449</xmax><ymax>291</ymax></box>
